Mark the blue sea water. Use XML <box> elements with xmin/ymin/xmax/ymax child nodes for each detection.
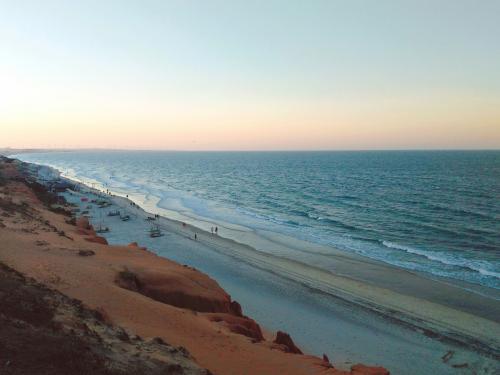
<box><xmin>17</xmin><ymin>150</ymin><xmax>500</xmax><ymax>291</ymax></box>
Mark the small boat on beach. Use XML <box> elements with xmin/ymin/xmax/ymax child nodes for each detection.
<box><xmin>149</xmin><ymin>224</ymin><xmax>163</xmax><ymax>238</ymax></box>
<box><xmin>120</xmin><ymin>214</ymin><xmax>131</xmax><ymax>221</ymax></box>
<box><xmin>95</xmin><ymin>224</ymin><xmax>110</xmax><ymax>233</ymax></box>
<box><xmin>95</xmin><ymin>211</ymin><xmax>110</xmax><ymax>233</ymax></box>
<box><xmin>97</xmin><ymin>200</ymin><xmax>111</xmax><ymax>208</ymax></box>
<box><xmin>108</xmin><ymin>210</ymin><xmax>120</xmax><ymax>217</ymax></box>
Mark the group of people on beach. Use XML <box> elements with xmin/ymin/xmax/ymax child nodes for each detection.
<box><xmin>193</xmin><ymin>226</ymin><xmax>218</xmax><ymax>241</ymax></box>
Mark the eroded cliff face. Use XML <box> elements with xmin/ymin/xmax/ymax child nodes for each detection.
<box><xmin>0</xmin><ymin>263</ymin><xmax>209</xmax><ymax>375</ymax></box>
<box><xmin>0</xmin><ymin>157</ymin><xmax>389</xmax><ymax>375</ymax></box>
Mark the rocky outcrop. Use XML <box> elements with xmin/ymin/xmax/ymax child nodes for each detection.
<box><xmin>76</xmin><ymin>216</ymin><xmax>108</xmax><ymax>245</ymax></box>
<box><xmin>230</xmin><ymin>300</ymin><xmax>243</xmax><ymax>317</ymax></box>
<box><xmin>115</xmin><ymin>267</ymin><xmax>266</xmax><ymax>342</ymax></box>
<box><xmin>115</xmin><ymin>267</ymin><xmax>235</xmax><ymax>314</ymax></box>
<box><xmin>85</xmin><ymin>235</ymin><xmax>108</xmax><ymax>245</ymax></box>
<box><xmin>76</xmin><ymin>216</ymin><xmax>92</xmax><ymax>232</ymax></box>
<box><xmin>128</xmin><ymin>242</ymin><xmax>147</xmax><ymax>250</ymax></box>
<box><xmin>322</xmin><ymin>354</ymin><xmax>333</xmax><ymax>367</ymax></box>
<box><xmin>208</xmin><ymin>314</ymin><xmax>264</xmax><ymax>341</ymax></box>
<box><xmin>274</xmin><ymin>331</ymin><xmax>303</xmax><ymax>354</ymax></box>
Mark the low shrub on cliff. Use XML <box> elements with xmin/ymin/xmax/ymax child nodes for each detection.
<box><xmin>116</xmin><ymin>269</ymin><xmax>142</xmax><ymax>292</ymax></box>
<box><xmin>26</xmin><ymin>181</ymin><xmax>59</xmax><ymax>206</ymax></box>
<box><xmin>0</xmin><ymin>197</ymin><xmax>29</xmax><ymax>215</ymax></box>
<box><xmin>50</xmin><ymin>205</ymin><xmax>72</xmax><ymax>217</ymax></box>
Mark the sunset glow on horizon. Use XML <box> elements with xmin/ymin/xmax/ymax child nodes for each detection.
<box><xmin>1</xmin><ymin>1</ymin><xmax>499</xmax><ymax>150</ymax></box>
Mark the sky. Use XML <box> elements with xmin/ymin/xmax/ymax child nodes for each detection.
<box><xmin>1</xmin><ymin>0</ymin><xmax>499</xmax><ymax>150</ymax></box>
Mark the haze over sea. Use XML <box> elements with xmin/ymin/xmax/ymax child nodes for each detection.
<box><xmin>18</xmin><ymin>150</ymin><xmax>500</xmax><ymax>294</ymax></box>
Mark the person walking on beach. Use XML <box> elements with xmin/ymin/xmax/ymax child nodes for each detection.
<box><xmin>215</xmin><ymin>226</ymin><xmax>218</xmax><ymax>235</ymax></box>
<box><xmin>194</xmin><ymin>233</ymin><xmax>197</xmax><ymax>241</ymax></box>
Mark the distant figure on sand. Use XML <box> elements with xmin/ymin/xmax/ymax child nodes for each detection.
<box><xmin>215</xmin><ymin>226</ymin><xmax>218</xmax><ymax>235</ymax></box>
<box><xmin>194</xmin><ymin>233</ymin><xmax>197</xmax><ymax>241</ymax></box>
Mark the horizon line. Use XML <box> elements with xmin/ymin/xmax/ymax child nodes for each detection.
<box><xmin>3</xmin><ymin>147</ymin><xmax>500</xmax><ymax>153</ymax></box>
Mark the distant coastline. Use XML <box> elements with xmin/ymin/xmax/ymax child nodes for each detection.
<box><xmin>3</xmin><ymin>147</ymin><xmax>500</xmax><ymax>156</ymax></box>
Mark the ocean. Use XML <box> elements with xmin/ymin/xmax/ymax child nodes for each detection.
<box><xmin>17</xmin><ymin>150</ymin><xmax>500</xmax><ymax>292</ymax></box>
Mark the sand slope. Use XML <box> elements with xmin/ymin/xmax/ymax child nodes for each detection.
<box><xmin>0</xmin><ymin>157</ymin><xmax>389</xmax><ymax>375</ymax></box>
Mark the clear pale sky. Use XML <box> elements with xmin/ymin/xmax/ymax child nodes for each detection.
<box><xmin>1</xmin><ymin>0</ymin><xmax>499</xmax><ymax>150</ymax></box>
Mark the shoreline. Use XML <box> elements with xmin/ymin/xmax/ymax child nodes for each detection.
<box><xmin>1</xmin><ymin>156</ymin><xmax>394</xmax><ymax>375</ymax></box>
<box><xmin>48</xmin><ymin>163</ymin><xmax>500</xmax><ymax>358</ymax></box>
<box><xmin>19</xmin><ymin>158</ymin><xmax>500</xmax><ymax>300</ymax></box>
<box><xmin>18</xmin><ymin>155</ymin><xmax>500</xmax><ymax>297</ymax></box>
<box><xmin>5</xmin><ymin>157</ymin><xmax>500</xmax><ymax>373</ymax></box>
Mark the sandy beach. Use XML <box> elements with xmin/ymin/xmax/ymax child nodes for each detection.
<box><xmin>0</xmin><ymin>157</ymin><xmax>394</xmax><ymax>375</ymax></box>
<box><xmin>75</xmin><ymin>181</ymin><xmax>500</xmax><ymax>353</ymax></box>
<box><xmin>49</xmin><ymin>162</ymin><xmax>500</xmax><ymax>374</ymax></box>
<box><xmin>2</xmin><ymin>157</ymin><xmax>500</xmax><ymax>374</ymax></box>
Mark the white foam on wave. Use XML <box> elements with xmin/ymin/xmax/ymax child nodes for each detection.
<box><xmin>382</xmin><ymin>241</ymin><xmax>500</xmax><ymax>279</ymax></box>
